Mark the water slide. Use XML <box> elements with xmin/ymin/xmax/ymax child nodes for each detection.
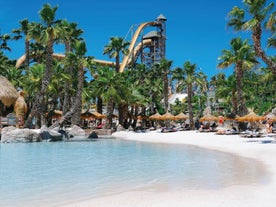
<box><xmin>119</xmin><ymin>21</ymin><xmax>157</xmax><ymax>72</ymax></box>
<box><xmin>16</xmin><ymin>21</ymin><xmax>158</xmax><ymax>71</ymax></box>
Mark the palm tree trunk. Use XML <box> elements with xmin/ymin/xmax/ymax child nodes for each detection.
<box><xmin>24</xmin><ymin>40</ymin><xmax>54</xmax><ymax>128</ymax></box>
<box><xmin>49</xmin><ymin>67</ymin><xmax>84</xmax><ymax>129</ymax></box>
<box><xmin>62</xmin><ymin>41</ymin><xmax>73</xmax><ymax>114</ymax></box>
<box><xmin>118</xmin><ymin>103</ymin><xmax>128</xmax><ymax>128</ymax></box>
<box><xmin>235</xmin><ymin>63</ymin><xmax>248</xmax><ymax>116</ymax></box>
<box><xmin>71</xmin><ymin>67</ymin><xmax>84</xmax><ymax>126</ymax></box>
<box><xmin>97</xmin><ymin>97</ymin><xmax>103</xmax><ymax>114</ymax></box>
<box><xmin>252</xmin><ymin>24</ymin><xmax>276</xmax><ymax>76</ymax></box>
<box><xmin>25</xmin><ymin>40</ymin><xmax>30</xmax><ymax>70</ymax></box>
<box><xmin>105</xmin><ymin>99</ymin><xmax>114</xmax><ymax>129</ymax></box>
<box><xmin>231</xmin><ymin>91</ymin><xmax>237</xmax><ymax>115</ymax></box>
<box><xmin>163</xmin><ymin>70</ymin><xmax>169</xmax><ymax>112</ymax></box>
<box><xmin>115</xmin><ymin>55</ymin><xmax>120</xmax><ymax>73</ymax></box>
<box><xmin>187</xmin><ymin>84</ymin><xmax>194</xmax><ymax>130</ymax></box>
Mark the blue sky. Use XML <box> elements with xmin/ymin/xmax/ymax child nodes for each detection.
<box><xmin>1</xmin><ymin>0</ymin><xmax>246</xmax><ymax>78</ymax></box>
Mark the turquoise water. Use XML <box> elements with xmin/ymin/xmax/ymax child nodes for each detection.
<box><xmin>0</xmin><ymin>138</ymin><xmax>267</xmax><ymax>207</ymax></box>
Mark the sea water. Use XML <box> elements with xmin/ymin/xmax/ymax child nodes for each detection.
<box><xmin>0</xmin><ymin>138</ymin><xmax>268</xmax><ymax>207</ymax></box>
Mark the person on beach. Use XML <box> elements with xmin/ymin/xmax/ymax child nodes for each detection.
<box><xmin>266</xmin><ymin>119</ymin><xmax>273</xmax><ymax>133</ymax></box>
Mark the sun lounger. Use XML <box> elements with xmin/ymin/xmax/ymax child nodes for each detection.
<box><xmin>240</xmin><ymin>131</ymin><xmax>264</xmax><ymax>138</ymax></box>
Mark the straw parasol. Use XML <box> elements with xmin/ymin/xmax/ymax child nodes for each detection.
<box><xmin>81</xmin><ymin>111</ymin><xmax>106</xmax><ymax>120</ymax></box>
<box><xmin>174</xmin><ymin>112</ymin><xmax>188</xmax><ymax>120</ymax></box>
<box><xmin>149</xmin><ymin>112</ymin><xmax>162</xmax><ymax>120</ymax></box>
<box><xmin>236</xmin><ymin>111</ymin><xmax>265</xmax><ymax>122</ymax></box>
<box><xmin>91</xmin><ymin>111</ymin><xmax>106</xmax><ymax>119</ymax></box>
<box><xmin>160</xmin><ymin>112</ymin><xmax>175</xmax><ymax>120</ymax></box>
<box><xmin>52</xmin><ymin>110</ymin><xmax>62</xmax><ymax>119</ymax></box>
<box><xmin>134</xmin><ymin>115</ymin><xmax>148</xmax><ymax>120</ymax></box>
<box><xmin>0</xmin><ymin>75</ymin><xmax>19</xmax><ymax>107</ymax></box>
<box><xmin>199</xmin><ymin>114</ymin><xmax>218</xmax><ymax>122</ymax></box>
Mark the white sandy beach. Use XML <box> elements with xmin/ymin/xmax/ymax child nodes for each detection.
<box><xmin>63</xmin><ymin>130</ymin><xmax>276</xmax><ymax>207</ymax></box>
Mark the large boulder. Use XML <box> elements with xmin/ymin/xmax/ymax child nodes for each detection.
<box><xmin>1</xmin><ymin>126</ymin><xmax>41</xmax><ymax>143</ymax></box>
<box><xmin>67</xmin><ymin>125</ymin><xmax>86</xmax><ymax>138</ymax></box>
<box><xmin>40</xmin><ymin>125</ymin><xmax>63</xmax><ymax>141</ymax></box>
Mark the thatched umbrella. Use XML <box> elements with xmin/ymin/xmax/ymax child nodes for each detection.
<box><xmin>199</xmin><ymin>114</ymin><xmax>218</xmax><ymax>122</ymax></box>
<box><xmin>133</xmin><ymin>115</ymin><xmax>148</xmax><ymax>120</ymax></box>
<box><xmin>81</xmin><ymin>111</ymin><xmax>96</xmax><ymax>120</ymax></box>
<box><xmin>236</xmin><ymin>111</ymin><xmax>265</xmax><ymax>122</ymax></box>
<box><xmin>160</xmin><ymin>112</ymin><xmax>175</xmax><ymax>120</ymax></box>
<box><xmin>52</xmin><ymin>110</ymin><xmax>62</xmax><ymax>119</ymax></box>
<box><xmin>174</xmin><ymin>112</ymin><xmax>188</xmax><ymax>120</ymax></box>
<box><xmin>0</xmin><ymin>75</ymin><xmax>19</xmax><ymax>107</ymax></box>
<box><xmin>92</xmin><ymin>111</ymin><xmax>106</xmax><ymax>119</ymax></box>
<box><xmin>149</xmin><ymin>112</ymin><xmax>162</xmax><ymax>120</ymax></box>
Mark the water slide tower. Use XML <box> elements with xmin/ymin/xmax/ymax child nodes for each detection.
<box><xmin>140</xmin><ymin>14</ymin><xmax>167</xmax><ymax>67</ymax></box>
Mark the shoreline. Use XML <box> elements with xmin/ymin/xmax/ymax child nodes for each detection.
<box><xmin>63</xmin><ymin>130</ymin><xmax>276</xmax><ymax>207</ymax></box>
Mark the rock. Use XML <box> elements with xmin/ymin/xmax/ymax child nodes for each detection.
<box><xmin>1</xmin><ymin>126</ymin><xmax>41</xmax><ymax>143</ymax></box>
<box><xmin>40</xmin><ymin>126</ymin><xmax>63</xmax><ymax>141</ymax></box>
<box><xmin>128</xmin><ymin>126</ymin><xmax>134</xmax><ymax>131</ymax></box>
<box><xmin>88</xmin><ymin>131</ymin><xmax>98</xmax><ymax>139</ymax></box>
<box><xmin>67</xmin><ymin>125</ymin><xmax>86</xmax><ymax>138</ymax></box>
<box><xmin>116</xmin><ymin>124</ymin><xmax>126</xmax><ymax>132</ymax></box>
<box><xmin>58</xmin><ymin>129</ymin><xmax>69</xmax><ymax>140</ymax></box>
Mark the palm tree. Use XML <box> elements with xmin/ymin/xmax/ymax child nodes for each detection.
<box><xmin>59</xmin><ymin>20</ymin><xmax>84</xmax><ymax>114</ymax></box>
<box><xmin>212</xmin><ymin>74</ymin><xmax>237</xmax><ymax>114</ymax></box>
<box><xmin>228</xmin><ymin>0</ymin><xmax>276</xmax><ymax>76</ymax></box>
<box><xmin>173</xmin><ymin>61</ymin><xmax>203</xmax><ymax>130</ymax></box>
<box><xmin>12</xmin><ymin>19</ymin><xmax>31</xmax><ymax>70</ymax></box>
<box><xmin>89</xmin><ymin>66</ymin><xmax>129</xmax><ymax>129</ymax></box>
<box><xmin>0</xmin><ymin>52</ymin><xmax>14</xmax><ymax>75</ymax></box>
<box><xmin>159</xmin><ymin>58</ymin><xmax>173</xmax><ymax>113</ymax></box>
<box><xmin>172</xmin><ymin>67</ymin><xmax>185</xmax><ymax>93</ymax></box>
<box><xmin>49</xmin><ymin>41</ymin><xmax>92</xmax><ymax>129</ymax></box>
<box><xmin>0</xmin><ymin>33</ymin><xmax>11</xmax><ymax>51</ymax></box>
<box><xmin>103</xmin><ymin>37</ymin><xmax>129</xmax><ymax>72</ymax></box>
<box><xmin>217</xmin><ymin>37</ymin><xmax>258</xmax><ymax>116</ymax></box>
<box><xmin>24</xmin><ymin>3</ymin><xmax>61</xmax><ymax>127</ymax></box>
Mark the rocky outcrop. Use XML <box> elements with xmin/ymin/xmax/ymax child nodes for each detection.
<box><xmin>1</xmin><ymin>126</ymin><xmax>41</xmax><ymax>143</ymax></box>
<box><xmin>0</xmin><ymin>124</ymin><xmax>102</xmax><ymax>143</ymax></box>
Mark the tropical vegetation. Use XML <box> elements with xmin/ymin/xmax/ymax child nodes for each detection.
<box><xmin>0</xmin><ymin>1</ymin><xmax>275</xmax><ymax>130</ymax></box>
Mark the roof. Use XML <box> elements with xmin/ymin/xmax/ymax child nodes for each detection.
<box><xmin>143</xmin><ymin>31</ymin><xmax>160</xmax><ymax>39</ymax></box>
<box><xmin>156</xmin><ymin>14</ymin><xmax>167</xmax><ymax>21</ymax></box>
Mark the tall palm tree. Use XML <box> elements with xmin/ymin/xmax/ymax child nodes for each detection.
<box><xmin>24</xmin><ymin>4</ymin><xmax>61</xmax><ymax>127</ymax></box>
<box><xmin>58</xmin><ymin>20</ymin><xmax>84</xmax><ymax>114</ymax></box>
<box><xmin>159</xmin><ymin>58</ymin><xmax>173</xmax><ymax>113</ymax></box>
<box><xmin>173</xmin><ymin>61</ymin><xmax>204</xmax><ymax>130</ymax></box>
<box><xmin>49</xmin><ymin>41</ymin><xmax>92</xmax><ymax>129</ymax></box>
<box><xmin>228</xmin><ymin>0</ymin><xmax>276</xmax><ymax>76</ymax></box>
<box><xmin>217</xmin><ymin>37</ymin><xmax>258</xmax><ymax>116</ymax></box>
<box><xmin>103</xmin><ymin>37</ymin><xmax>129</xmax><ymax>72</ymax></box>
<box><xmin>151</xmin><ymin>58</ymin><xmax>172</xmax><ymax>114</ymax></box>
